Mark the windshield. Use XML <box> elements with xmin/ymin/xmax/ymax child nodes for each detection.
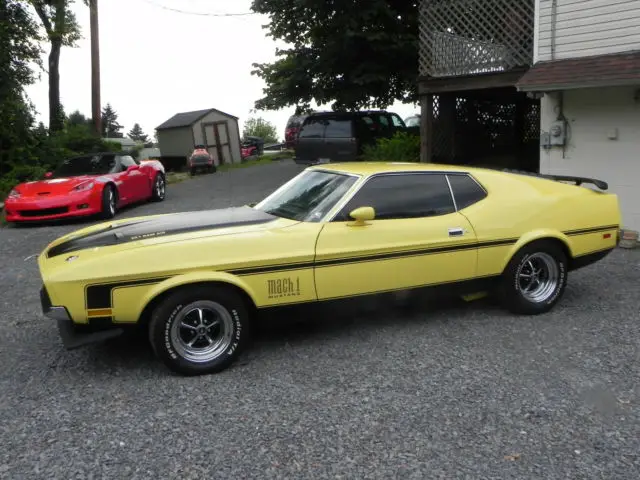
<box><xmin>53</xmin><ymin>154</ymin><xmax>117</xmax><ymax>178</ymax></box>
<box><xmin>254</xmin><ymin>170</ymin><xmax>359</xmax><ymax>222</ymax></box>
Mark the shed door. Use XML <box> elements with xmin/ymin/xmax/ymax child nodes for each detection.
<box><xmin>202</xmin><ymin>121</ymin><xmax>231</xmax><ymax>165</ymax></box>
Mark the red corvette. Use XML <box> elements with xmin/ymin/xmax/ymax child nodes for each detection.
<box><xmin>3</xmin><ymin>152</ymin><xmax>166</xmax><ymax>223</ymax></box>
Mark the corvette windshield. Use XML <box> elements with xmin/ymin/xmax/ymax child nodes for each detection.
<box><xmin>52</xmin><ymin>154</ymin><xmax>117</xmax><ymax>178</ymax></box>
<box><xmin>254</xmin><ymin>170</ymin><xmax>359</xmax><ymax>222</ymax></box>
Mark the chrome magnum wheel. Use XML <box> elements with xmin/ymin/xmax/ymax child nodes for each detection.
<box><xmin>148</xmin><ymin>285</ymin><xmax>250</xmax><ymax>376</ymax></box>
<box><xmin>516</xmin><ymin>252</ymin><xmax>560</xmax><ymax>303</ymax></box>
<box><xmin>500</xmin><ymin>240</ymin><xmax>568</xmax><ymax>315</ymax></box>
<box><xmin>169</xmin><ymin>301</ymin><xmax>234</xmax><ymax>363</ymax></box>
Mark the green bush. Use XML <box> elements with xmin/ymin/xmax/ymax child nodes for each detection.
<box><xmin>362</xmin><ymin>131</ymin><xmax>421</xmax><ymax>162</ymax></box>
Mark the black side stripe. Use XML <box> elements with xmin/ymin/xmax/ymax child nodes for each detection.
<box><xmin>228</xmin><ymin>238</ymin><xmax>519</xmax><ymax>275</ymax></box>
<box><xmin>85</xmin><ymin>277</ymin><xmax>171</xmax><ymax>309</ymax></box>
<box><xmin>563</xmin><ymin>225</ymin><xmax>619</xmax><ymax>236</ymax></box>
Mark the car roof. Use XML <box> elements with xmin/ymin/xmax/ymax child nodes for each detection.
<box><xmin>307</xmin><ymin>162</ymin><xmax>485</xmax><ymax>177</ymax></box>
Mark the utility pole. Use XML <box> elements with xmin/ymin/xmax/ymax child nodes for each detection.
<box><xmin>90</xmin><ymin>0</ymin><xmax>101</xmax><ymax>136</ymax></box>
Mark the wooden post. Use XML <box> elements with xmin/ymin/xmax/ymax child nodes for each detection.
<box><xmin>90</xmin><ymin>0</ymin><xmax>101</xmax><ymax>136</ymax></box>
<box><xmin>420</xmin><ymin>94</ymin><xmax>433</xmax><ymax>163</ymax></box>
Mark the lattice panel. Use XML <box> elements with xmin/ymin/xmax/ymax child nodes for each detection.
<box><xmin>419</xmin><ymin>0</ymin><xmax>535</xmax><ymax>77</ymax></box>
<box><xmin>428</xmin><ymin>92</ymin><xmax>540</xmax><ymax>170</ymax></box>
<box><xmin>523</xmin><ymin>102</ymin><xmax>540</xmax><ymax>142</ymax></box>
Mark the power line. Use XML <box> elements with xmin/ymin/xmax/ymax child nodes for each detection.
<box><xmin>139</xmin><ymin>0</ymin><xmax>257</xmax><ymax>17</ymax></box>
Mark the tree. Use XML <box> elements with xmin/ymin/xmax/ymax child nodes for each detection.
<box><xmin>101</xmin><ymin>103</ymin><xmax>123</xmax><ymax>138</ymax></box>
<box><xmin>29</xmin><ymin>0</ymin><xmax>85</xmax><ymax>133</ymax></box>
<box><xmin>242</xmin><ymin>117</ymin><xmax>279</xmax><ymax>144</ymax></box>
<box><xmin>0</xmin><ymin>0</ymin><xmax>42</xmax><ymax>174</ymax></box>
<box><xmin>66</xmin><ymin>109</ymin><xmax>92</xmax><ymax>127</ymax></box>
<box><xmin>249</xmin><ymin>0</ymin><xmax>419</xmax><ymax>112</ymax></box>
<box><xmin>128</xmin><ymin>123</ymin><xmax>149</xmax><ymax>143</ymax></box>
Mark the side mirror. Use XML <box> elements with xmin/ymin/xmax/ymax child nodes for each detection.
<box><xmin>348</xmin><ymin>206</ymin><xmax>375</xmax><ymax>226</ymax></box>
<box><xmin>44</xmin><ymin>172</ymin><xmax>53</xmax><ymax>178</ymax></box>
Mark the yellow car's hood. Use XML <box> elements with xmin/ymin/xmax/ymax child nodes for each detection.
<box><xmin>44</xmin><ymin>206</ymin><xmax>288</xmax><ymax>258</ymax></box>
<box><xmin>38</xmin><ymin>206</ymin><xmax>307</xmax><ymax>285</ymax></box>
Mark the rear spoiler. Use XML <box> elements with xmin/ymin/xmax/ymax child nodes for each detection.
<box><xmin>501</xmin><ymin>169</ymin><xmax>608</xmax><ymax>191</ymax></box>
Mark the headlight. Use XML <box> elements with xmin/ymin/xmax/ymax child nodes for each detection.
<box><xmin>8</xmin><ymin>188</ymin><xmax>20</xmax><ymax>198</ymax></box>
<box><xmin>73</xmin><ymin>182</ymin><xmax>94</xmax><ymax>192</ymax></box>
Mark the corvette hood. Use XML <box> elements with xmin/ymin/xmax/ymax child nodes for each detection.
<box><xmin>45</xmin><ymin>206</ymin><xmax>284</xmax><ymax>258</ymax></box>
<box><xmin>16</xmin><ymin>176</ymin><xmax>97</xmax><ymax>197</ymax></box>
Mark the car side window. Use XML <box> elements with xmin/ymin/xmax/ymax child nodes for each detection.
<box><xmin>119</xmin><ymin>155</ymin><xmax>136</xmax><ymax>170</ymax></box>
<box><xmin>447</xmin><ymin>174</ymin><xmax>487</xmax><ymax>210</ymax></box>
<box><xmin>298</xmin><ymin>118</ymin><xmax>326</xmax><ymax>138</ymax></box>
<box><xmin>98</xmin><ymin>154</ymin><xmax>118</xmax><ymax>173</ymax></box>
<box><xmin>390</xmin><ymin>114</ymin><xmax>405</xmax><ymax>128</ymax></box>
<box><xmin>334</xmin><ymin>173</ymin><xmax>456</xmax><ymax>221</ymax></box>
<box><xmin>324</xmin><ymin>118</ymin><xmax>352</xmax><ymax>138</ymax></box>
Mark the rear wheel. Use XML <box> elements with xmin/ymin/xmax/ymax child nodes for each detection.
<box><xmin>100</xmin><ymin>185</ymin><xmax>117</xmax><ymax>219</ymax></box>
<box><xmin>499</xmin><ymin>240</ymin><xmax>568</xmax><ymax>315</ymax></box>
<box><xmin>148</xmin><ymin>285</ymin><xmax>251</xmax><ymax>376</ymax></box>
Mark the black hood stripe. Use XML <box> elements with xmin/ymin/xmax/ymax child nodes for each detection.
<box><xmin>47</xmin><ymin>206</ymin><xmax>277</xmax><ymax>258</ymax></box>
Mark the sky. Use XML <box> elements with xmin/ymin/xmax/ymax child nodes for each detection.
<box><xmin>24</xmin><ymin>0</ymin><xmax>420</xmax><ymax>143</ymax></box>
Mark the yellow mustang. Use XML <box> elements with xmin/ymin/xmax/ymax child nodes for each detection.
<box><xmin>37</xmin><ymin>162</ymin><xmax>621</xmax><ymax>376</ymax></box>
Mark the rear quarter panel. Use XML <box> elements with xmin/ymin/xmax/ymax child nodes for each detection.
<box><xmin>462</xmin><ymin>170</ymin><xmax>620</xmax><ymax>276</ymax></box>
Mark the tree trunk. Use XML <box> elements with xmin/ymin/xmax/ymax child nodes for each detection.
<box><xmin>48</xmin><ymin>39</ymin><xmax>63</xmax><ymax>133</ymax></box>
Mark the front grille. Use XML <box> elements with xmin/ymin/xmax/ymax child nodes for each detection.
<box><xmin>19</xmin><ymin>206</ymin><xmax>69</xmax><ymax>217</ymax></box>
<box><xmin>40</xmin><ymin>286</ymin><xmax>52</xmax><ymax>313</ymax></box>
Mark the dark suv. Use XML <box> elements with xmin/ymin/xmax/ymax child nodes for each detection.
<box><xmin>293</xmin><ymin>111</ymin><xmax>406</xmax><ymax>165</ymax></box>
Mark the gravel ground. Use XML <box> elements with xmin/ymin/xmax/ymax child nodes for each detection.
<box><xmin>1</xmin><ymin>159</ymin><xmax>639</xmax><ymax>479</ymax></box>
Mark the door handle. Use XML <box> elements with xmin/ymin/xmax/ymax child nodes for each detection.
<box><xmin>448</xmin><ymin>227</ymin><xmax>464</xmax><ymax>237</ymax></box>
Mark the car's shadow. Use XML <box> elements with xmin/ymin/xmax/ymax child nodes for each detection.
<box><xmin>63</xmin><ymin>292</ymin><xmax>507</xmax><ymax>377</ymax></box>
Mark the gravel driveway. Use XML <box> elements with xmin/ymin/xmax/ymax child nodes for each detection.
<box><xmin>1</xmin><ymin>160</ymin><xmax>639</xmax><ymax>479</ymax></box>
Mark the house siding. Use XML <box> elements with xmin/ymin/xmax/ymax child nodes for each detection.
<box><xmin>537</xmin><ymin>0</ymin><xmax>640</xmax><ymax>62</ymax></box>
<box><xmin>539</xmin><ymin>86</ymin><xmax>640</xmax><ymax>232</ymax></box>
<box><xmin>192</xmin><ymin>111</ymin><xmax>241</xmax><ymax>165</ymax></box>
<box><xmin>156</xmin><ymin>128</ymin><xmax>193</xmax><ymax>157</ymax></box>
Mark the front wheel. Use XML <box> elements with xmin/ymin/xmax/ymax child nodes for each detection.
<box><xmin>148</xmin><ymin>285</ymin><xmax>251</xmax><ymax>376</ymax></box>
<box><xmin>151</xmin><ymin>173</ymin><xmax>165</xmax><ymax>202</ymax></box>
<box><xmin>499</xmin><ymin>240</ymin><xmax>568</xmax><ymax>315</ymax></box>
<box><xmin>100</xmin><ymin>185</ymin><xmax>117</xmax><ymax>219</ymax></box>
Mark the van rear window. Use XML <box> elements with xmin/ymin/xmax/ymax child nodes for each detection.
<box><xmin>325</xmin><ymin>119</ymin><xmax>352</xmax><ymax>138</ymax></box>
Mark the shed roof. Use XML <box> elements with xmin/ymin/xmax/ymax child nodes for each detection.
<box><xmin>516</xmin><ymin>50</ymin><xmax>640</xmax><ymax>92</ymax></box>
<box><xmin>156</xmin><ymin>108</ymin><xmax>239</xmax><ymax>130</ymax></box>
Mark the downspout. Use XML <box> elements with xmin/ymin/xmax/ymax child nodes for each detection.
<box><xmin>550</xmin><ymin>0</ymin><xmax>557</xmax><ymax>61</ymax></box>
<box><xmin>550</xmin><ymin>0</ymin><xmax>567</xmax><ymax>158</ymax></box>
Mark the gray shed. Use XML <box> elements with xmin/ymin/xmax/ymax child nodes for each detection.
<box><xmin>155</xmin><ymin>108</ymin><xmax>242</xmax><ymax>165</ymax></box>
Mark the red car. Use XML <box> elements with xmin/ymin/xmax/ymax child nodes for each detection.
<box><xmin>4</xmin><ymin>152</ymin><xmax>166</xmax><ymax>223</ymax></box>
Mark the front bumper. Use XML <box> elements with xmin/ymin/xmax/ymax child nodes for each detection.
<box><xmin>40</xmin><ymin>286</ymin><xmax>124</xmax><ymax>350</ymax></box>
<box><xmin>4</xmin><ymin>193</ymin><xmax>99</xmax><ymax>222</ymax></box>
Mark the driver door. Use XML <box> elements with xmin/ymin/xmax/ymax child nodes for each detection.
<box><xmin>117</xmin><ymin>155</ymin><xmax>147</xmax><ymax>203</ymax></box>
<box><xmin>313</xmin><ymin>172</ymin><xmax>479</xmax><ymax>300</ymax></box>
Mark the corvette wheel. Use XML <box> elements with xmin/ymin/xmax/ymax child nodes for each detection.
<box><xmin>500</xmin><ymin>240</ymin><xmax>568</xmax><ymax>315</ymax></box>
<box><xmin>148</xmin><ymin>285</ymin><xmax>250</xmax><ymax>376</ymax></box>
<box><xmin>151</xmin><ymin>174</ymin><xmax>165</xmax><ymax>202</ymax></box>
<box><xmin>100</xmin><ymin>185</ymin><xmax>117</xmax><ymax>219</ymax></box>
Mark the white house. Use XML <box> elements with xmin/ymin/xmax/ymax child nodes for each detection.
<box><xmin>517</xmin><ymin>0</ymin><xmax>640</xmax><ymax>232</ymax></box>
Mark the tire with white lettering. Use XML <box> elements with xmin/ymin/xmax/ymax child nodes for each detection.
<box><xmin>499</xmin><ymin>240</ymin><xmax>568</xmax><ymax>315</ymax></box>
<box><xmin>148</xmin><ymin>285</ymin><xmax>250</xmax><ymax>376</ymax></box>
